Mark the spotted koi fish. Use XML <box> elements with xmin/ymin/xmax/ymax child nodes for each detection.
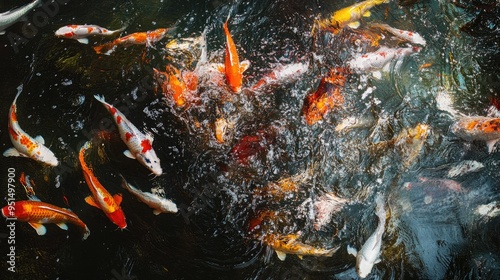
<box><xmin>55</xmin><ymin>24</ymin><xmax>126</xmax><ymax>44</ymax></box>
<box><xmin>93</xmin><ymin>28</ymin><xmax>169</xmax><ymax>55</ymax></box>
<box><xmin>451</xmin><ymin>116</ymin><xmax>500</xmax><ymax>153</ymax></box>
<box><xmin>3</xmin><ymin>90</ymin><xmax>59</xmax><ymax>166</ymax></box>
<box><xmin>79</xmin><ymin>141</ymin><xmax>127</xmax><ymax>229</ymax></box>
<box><xmin>93</xmin><ymin>95</ymin><xmax>162</xmax><ymax>176</ymax></box>
<box><xmin>370</xmin><ymin>23</ymin><xmax>426</xmax><ymax>46</ymax></box>
<box><xmin>2</xmin><ymin>200</ymin><xmax>90</xmax><ymax>240</ymax></box>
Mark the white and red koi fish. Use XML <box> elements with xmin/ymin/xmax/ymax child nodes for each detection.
<box><xmin>55</xmin><ymin>24</ymin><xmax>126</xmax><ymax>44</ymax></box>
<box><xmin>94</xmin><ymin>95</ymin><xmax>162</xmax><ymax>176</ymax></box>
<box><xmin>370</xmin><ymin>23</ymin><xmax>426</xmax><ymax>46</ymax></box>
<box><xmin>93</xmin><ymin>28</ymin><xmax>169</xmax><ymax>55</ymax></box>
<box><xmin>3</xmin><ymin>90</ymin><xmax>59</xmax><ymax>166</ymax></box>
<box><xmin>251</xmin><ymin>62</ymin><xmax>309</xmax><ymax>91</ymax></box>
<box><xmin>348</xmin><ymin>46</ymin><xmax>421</xmax><ymax>74</ymax></box>
<box><xmin>121</xmin><ymin>176</ymin><xmax>177</xmax><ymax>215</ymax></box>
<box><xmin>451</xmin><ymin>116</ymin><xmax>500</xmax><ymax>153</ymax></box>
<box><xmin>218</xmin><ymin>20</ymin><xmax>250</xmax><ymax>93</ymax></box>
<box><xmin>79</xmin><ymin>141</ymin><xmax>127</xmax><ymax>229</ymax></box>
<box><xmin>2</xmin><ymin>200</ymin><xmax>90</xmax><ymax>240</ymax></box>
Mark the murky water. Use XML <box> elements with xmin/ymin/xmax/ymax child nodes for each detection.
<box><xmin>0</xmin><ymin>0</ymin><xmax>499</xmax><ymax>279</ymax></box>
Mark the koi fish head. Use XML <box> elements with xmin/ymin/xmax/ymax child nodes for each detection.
<box><xmin>356</xmin><ymin>253</ymin><xmax>375</xmax><ymax>278</ymax></box>
<box><xmin>55</xmin><ymin>26</ymin><xmax>76</xmax><ymax>38</ymax></box>
<box><xmin>2</xmin><ymin>201</ymin><xmax>29</xmax><ymax>220</ymax></box>
<box><xmin>137</xmin><ymin>151</ymin><xmax>163</xmax><ymax>176</ymax></box>
<box><xmin>106</xmin><ymin>208</ymin><xmax>127</xmax><ymax>229</ymax></box>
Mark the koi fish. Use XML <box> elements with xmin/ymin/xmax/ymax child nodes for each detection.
<box><xmin>231</xmin><ymin>128</ymin><xmax>277</xmax><ymax>165</ymax></box>
<box><xmin>79</xmin><ymin>141</ymin><xmax>127</xmax><ymax>229</ymax></box>
<box><xmin>370</xmin><ymin>23</ymin><xmax>426</xmax><ymax>46</ymax></box>
<box><xmin>348</xmin><ymin>194</ymin><xmax>386</xmax><ymax>278</ymax></box>
<box><xmin>93</xmin><ymin>28</ymin><xmax>169</xmax><ymax>55</ymax></box>
<box><xmin>0</xmin><ymin>0</ymin><xmax>41</xmax><ymax>35</ymax></box>
<box><xmin>251</xmin><ymin>62</ymin><xmax>309</xmax><ymax>91</ymax></box>
<box><xmin>3</xmin><ymin>90</ymin><xmax>59</xmax><ymax>166</ymax></box>
<box><xmin>121</xmin><ymin>176</ymin><xmax>177</xmax><ymax>215</ymax></box>
<box><xmin>2</xmin><ymin>200</ymin><xmax>90</xmax><ymax>240</ymax></box>
<box><xmin>55</xmin><ymin>24</ymin><xmax>126</xmax><ymax>44</ymax></box>
<box><xmin>301</xmin><ymin>67</ymin><xmax>347</xmax><ymax>125</ymax></box>
<box><xmin>94</xmin><ymin>95</ymin><xmax>162</xmax><ymax>176</ymax></box>
<box><xmin>314</xmin><ymin>193</ymin><xmax>348</xmax><ymax>230</ymax></box>
<box><xmin>19</xmin><ymin>172</ymin><xmax>40</xmax><ymax>201</ymax></box>
<box><xmin>153</xmin><ymin>66</ymin><xmax>198</xmax><ymax>107</ymax></box>
<box><xmin>450</xmin><ymin>116</ymin><xmax>500</xmax><ymax>153</ymax></box>
<box><xmin>348</xmin><ymin>46</ymin><xmax>421</xmax><ymax>74</ymax></box>
<box><xmin>263</xmin><ymin>232</ymin><xmax>340</xmax><ymax>261</ymax></box>
<box><xmin>218</xmin><ymin>20</ymin><xmax>250</xmax><ymax>93</ymax></box>
<box><xmin>315</xmin><ymin>0</ymin><xmax>390</xmax><ymax>34</ymax></box>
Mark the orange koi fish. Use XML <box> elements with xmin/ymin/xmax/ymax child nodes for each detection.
<box><xmin>55</xmin><ymin>24</ymin><xmax>126</xmax><ymax>44</ymax></box>
<box><xmin>3</xmin><ymin>90</ymin><xmax>59</xmax><ymax>166</ymax></box>
<box><xmin>93</xmin><ymin>28</ymin><xmax>169</xmax><ymax>55</ymax></box>
<box><xmin>78</xmin><ymin>141</ymin><xmax>127</xmax><ymax>229</ymax></box>
<box><xmin>218</xmin><ymin>20</ymin><xmax>250</xmax><ymax>93</ymax></box>
<box><xmin>263</xmin><ymin>232</ymin><xmax>340</xmax><ymax>261</ymax></box>
<box><xmin>153</xmin><ymin>66</ymin><xmax>198</xmax><ymax>107</ymax></box>
<box><xmin>301</xmin><ymin>68</ymin><xmax>348</xmax><ymax>125</ymax></box>
<box><xmin>2</xmin><ymin>200</ymin><xmax>90</xmax><ymax>240</ymax></box>
<box><xmin>451</xmin><ymin>116</ymin><xmax>500</xmax><ymax>153</ymax></box>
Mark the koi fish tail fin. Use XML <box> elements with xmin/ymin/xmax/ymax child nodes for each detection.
<box><xmin>93</xmin><ymin>42</ymin><xmax>116</xmax><ymax>55</ymax></box>
<box><xmin>93</xmin><ymin>94</ymin><xmax>106</xmax><ymax>104</ymax></box>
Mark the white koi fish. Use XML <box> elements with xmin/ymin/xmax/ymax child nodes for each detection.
<box><xmin>348</xmin><ymin>46</ymin><xmax>421</xmax><ymax>74</ymax></box>
<box><xmin>371</xmin><ymin>23</ymin><xmax>426</xmax><ymax>46</ymax></box>
<box><xmin>121</xmin><ymin>176</ymin><xmax>177</xmax><ymax>215</ymax></box>
<box><xmin>3</xmin><ymin>90</ymin><xmax>59</xmax><ymax>166</ymax></box>
<box><xmin>348</xmin><ymin>194</ymin><xmax>386</xmax><ymax>278</ymax></box>
<box><xmin>93</xmin><ymin>95</ymin><xmax>162</xmax><ymax>176</ymax></box>
<box><xmin>0</xmin><ymin>0</ymin><xmax>41</xmax><ymax>35</ymax></box>
<box><xmin>55</xmin><ymin>24</ymin><xmax>126</xmax><ymax>44</ymax></box>
<box><xmin>251</xmin><ymin>62</ymin><xmax>309</xmax><ymax>90</ymax></box>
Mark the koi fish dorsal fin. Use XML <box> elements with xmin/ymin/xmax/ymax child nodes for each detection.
<box><xmin>240</xmin><ymin>60</ymin><xmax>250</xmax><ymax>73</ymax></box>
<box><xmin>34</xmin><ymin>135</ymin><xmax>45</xmax><ymax>144</ymax></box>
<box><xmin>85</xmin><ymin>196</ymin><xmax>101</xmax><ymax>209</ymax></box>
<box><xmin>56</xmin><ymin>223</ymin><xmax>68</xmax><ymax>230</ymax></box>
<box><xmin>28</xmin><ymin>222</ymin><xmax>47</xmax><ymax>235</ymax></box>
<box><xmin>113</xmin><ymin>193</ymin><xmax>123</xmax><ymax>205</ymax></box>
<box><xmin>3</xmin><ymin>147</ymin><xmax>22</xmax><ymax>157</ymax></box>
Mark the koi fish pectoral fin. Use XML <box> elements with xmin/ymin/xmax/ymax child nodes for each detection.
<box><xmin>34</xmin><ymin>135</ymin><xmax>45</xmax><ymax>144</ymax></box>
<box><xmin>375</xmin><ymin>258</ymin><xmax>381</xmax><ymax>264</ymax></box>
<box><xmin>56</xmin><ymin>223</ymin><xmax>69</xmax><ymax>230</ymax></box>
<box><xmin>153</xmin><ymin>210</ymin><xmax>162</xmax><ymax>215</ymax></box>
<box><xmin>3</xmin><ymin>147</ymin><xmax>23</xmax><ymax>157</ymax></box>
<box><xmin>85</xmin><ymin>196</ymin><xmax>101</xmax><ymax>209</ymax></box>
<box><xmin>113</xmin><ymin>193</ymin><xmax>123</xmax><ymax>205</ymax></box>
<box><xmin>347</xmin><ymin>245</ymin><xmax>358</xmax><ymax>257</ymax></box>
<box><xmin>77</xmin><ymin>38</ymin><xmax>89</xmax><ymax>44</ymax></box>
<box><xmin>123</xmin><ymin>150</ymin><xmax>136</xmax><ymax>159</ymax></box>
<box><xmin>240</xmin><ymin>60</ymin><xmax>250</xmax><ymax>73</ymax></box>
<box><xmin>275</xmin><ymin>250</ymin><xmax>287</xmax><ymax>261</ymax></box>
<box><xmin>486</xmin><ymin>139</ymin><xmax>498</xmax><ymax>153</ymax></box>
<box><xmin>347</xmin><ymin>21</ymin><xmax>361</xmax><ymax>29</ymax></box>
<box><xmin>28</xmin><ymin>222</ymin><xmax>47</xmax><ymax>235</ymax></box>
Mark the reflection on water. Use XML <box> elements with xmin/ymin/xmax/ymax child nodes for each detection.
<box><xmin>0</xmin><ymin>0</ymin><xmax>499</xmax><ymax>279</ymax></box>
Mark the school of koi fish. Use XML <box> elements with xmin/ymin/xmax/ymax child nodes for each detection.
<box><xmin>1</xmin><ymin>0</ymin><xmax>499</xmax><ymax>279</ymax></box>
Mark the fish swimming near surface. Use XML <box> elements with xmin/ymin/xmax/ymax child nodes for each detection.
<box><xmin>94</xmin><ymin>95</ymin><xmax>162</xmax><ymax>176</ymax></box>
<box><xmin>314</xmin><ymin>193</ymin><xmax>349</xmax><ymax>230</ymax></box>
<box><xmin>314</xmin><ymin>0</ymin><xmax>390</xmax><ymax>34</ymax></box>
<box><xmin>450</xmin><ymin>116</ymin><xmax>500</xmax><ymax>153</ymax></box>
<box><xmin>0</xmin><ymin>0</ymin><xmax>41</xmax><ymax>35</ymax></box>
<box><xmin>370</xmin><ymin>23</ymin><xmax>426</xmax><ymax>46</ymax></box>
<box><xmin>217</xmin><ymin>20</ymin><xmax>250</xmax><ymax>93</ymax></box>
<box><xmin>2</xmin><ymin>200</ymin><xmax>90</xmax><ymax>240</ymax></box>
<box><xmin>348</xmin><ymin>46</ymin><xmax>421</xmax><ymax>75</ymax></box>
<box><xmin>121</xmin><ymin>176</ymin><xmax>177</xmax><ymax>215</ymax></box>
<box><xmin>3</xmin><ymin>90</ymin><xmax>59</xmax><ymax>166</ymax></box>
<box><xmin>55</xmin><ymin>24</ymin><xmax>127</xmax><ymax>44</ymax></box>
<box><xmin>19</xmin><ymin>172</ymin><xmax>41</xmax><ymax>201</ymax></box>
<box><xmin>251</xmin><ymin>62</ymin><xmax>309</xmax><ymax>91</ymax></box>
<box><xmin>79</xmin><ymin>141</ymin><xmax>127</xmax><ymax>229</ymax></box>
<box><xmin>93</xmin><ymin>28</ymin><xmax>169</xmax><ymax>55</ymax></box>
<box><xmin>153</xmin><ymin>65</ymin><xmax>198</xmax><ymax>108</ymax></box>
<box><xmin>348</xmin><ymin>194</ymin><xmax>386</xmax><ymax>278</ymax></box>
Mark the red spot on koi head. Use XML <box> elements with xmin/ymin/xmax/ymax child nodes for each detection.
<box><xmin>140</xmin><ymin>139</ymin><xmax>152</xmax><ymax>153</ymax></box>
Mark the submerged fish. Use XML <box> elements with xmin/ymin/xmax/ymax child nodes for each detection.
<box><xmin>121</xmin><ymin>176</ymin><xmax>177</xmax><ymax>215</ymax></box>
<box><xmin>0</xmin><ymin>0</ymin><xmax>41</xmax><ymax>35</ymax></box>
<box><xmin>94</xmin><ymin>95</ymin><xmax>162</xmax><ymax>176</ymax></box>
<box><xmin>314</xmin><ymin>193</ymin><xmax>349</xmax><ymax>230</ymax></box>
<box><xmin>93</xmin><ymin>28</ymin><xmax>169</xmax><ymax>55</ymax></box>
<box><xmin>2</xmin><ymin>200</ymin><xmax>90</xmax><ymax>240</ymax></box>
<box><xmin>251</xmin><ymin>62</ymin><xmax>309</xmax><ymax>91</ymax></box>
<box><xmin>447</xmin><ymin>160</ymin><xmax>484</xmax><ymax>178</ymax></box>
<box><xmin>348</xmin><ymin>194</ymin><xmax>386</xmax><ymax>278</ymax></box>
<box><xmin>55</xmin><ymin>24</ymin><xmax>126</xmax><ymax>44</ymax></box>
<box><xmin>153</xmin><ymin>65</ymin><xmax>198</xmax><ymax>108</ymax></box>
<box><xmin>3</xmin><ymin>90</ymin><xmax>59</xmax><ymax>166</ymax></box>
<box><xmin>302</xmin><ymin>67</ymin><xmax>347</xmax><ymax>125</ymax></box>
<box><xmin>79</xmin><ymin>141</ymin><xmax>127</xmax><ymax>229</ymax></box>
<box><xmin>348</xmin><ymin>46</ymin><xmax>421</xmax><ymax>74</ymax></box>
<box><xmin>315</xmin><ymin>0</ymin><xmax>390</xmax><ymax>34</ymax></box>
<box><xmin>450</xmin><ymin>116</ymin><xmax>500</xmax><ymax>153</ymax></box>
<box><xmin>370</xmin><ymin>23</ymin><xmax>426</xmax><ymax>46</ymax></box>
<box><xmin>263</xmin><ymin>232</ymin><xmax>340</xmax><ymax>261</ymax></box>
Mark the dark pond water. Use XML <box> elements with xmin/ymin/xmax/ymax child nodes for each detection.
<box><xmin>0</xmin><ymin>0</ymin><xmax>499</xmax><ymax>279</ymax></box>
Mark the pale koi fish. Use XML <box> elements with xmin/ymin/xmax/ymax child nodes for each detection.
<box><xmin>93</xmin><ymin>28</ymin><xmax>169</xmax><ymax>55</ymax></box>
<box><xmin>370</xmin><ymin>23</ymin><xmax>426</xmax><ymax>46</ymax></box>
<box><xmin>0</xmin><ymin>0</ymin><xmax>41</xmax><ymax>35</ymax></box>
<box><xmin>3</xmin><ymin>90</ymin><xmax>59</xmax><ymax>166</ymax></box>
<box><xmin>121</xmin><ymin>176</ymin><xmax>177</xmax><ymax>215</ymax></box>
<box><xmin>451</xmin><ymin>116</ymin><xmax>500</xmax><ymax>153</ymax></box>
<box><xmin>348</xmin><ymin>46</ymin><xmax>421</xmax><ymax>74</ymax></box>
<box><xmin>55</xmin><ymin>24</ymin><xmax>127</xmax><ymax>44</ymax></box>
<box><xmin>93</xmin><ymin>95</ymin><xmax>162</xmax><ymax>176</ymax></box>
<box><xmin>251</xmin><ymin>62</ymin><xmax>309</xmax><ymax>91</ymax></box>
<box><xmin>314</xmin><ymin>193</ymin><xmax>348</xmax><ymax>230</ymax></box>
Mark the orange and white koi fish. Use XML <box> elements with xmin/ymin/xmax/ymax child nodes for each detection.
<box><xmin>93</xmin><ymin>28</ymin><xmax>169</xmax><ymax>55</ymax></box>
<box><xmin>251</xmin><ymin>62</ymin><xmax>309</xmax><ymax>91</ymax></box>
<box><xmin>218</xmin><ymin>20</ymin><xmax>250</xmax><ymax>93</ymax></box>
<box><xmin>2</xmin><ymin>200</ymin><xmax>90</xmax><ymax>240</ymax></box>
<box><xmin>3</xmin><ymin>90</ymin><xmax>59</xmax><ymax>166</ymax></box>
<box><xmin>348</xmin><ymin>46</ymin><xmax>421</xmax><ymax>74</ymax></box>
<box><xmin>79</xmin><ymin>141</ymin><xmax>127</xmax><ymax>229</ymax></box>
<box><xmin>94</xmin><ymin>95</ymin><xmax>162</xmax><ymax>176</ymax></box>
<box><xmin>315</xmin><ymin>0</ymin><xmax>390</xmax><ymax>34</ymax></box>
<box><xmin>263</xmin><ymin>231</ymin><xmax>340</xmax><ymax>261</ymax></box>
<box><xmin>121</xmin><ymin>176</ymin><xmax>177</xmax><ymax>215</ymax></box>
<box><xmin>371</xmin><ymin>23</ymin><xmax>426</xmax><ymax>46</ymax></box>
<box><xmin>451</xmin><ymin>116</ymin><xmax>500</xmax><ymax>153</ymax></box>
<box><xmin>153</xmin><ymin>66</ymin><xmax>198</xmax><ymax>107</ymax></box>
<box><xmin>55</xmin><ymin>24</ymin><xmax>126</xmax><ymax>44</ymax></box>
<box><xmin>301</xmin><ymin>67</ymin><xmax>347</xmax><ymax>125</ymax></box>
